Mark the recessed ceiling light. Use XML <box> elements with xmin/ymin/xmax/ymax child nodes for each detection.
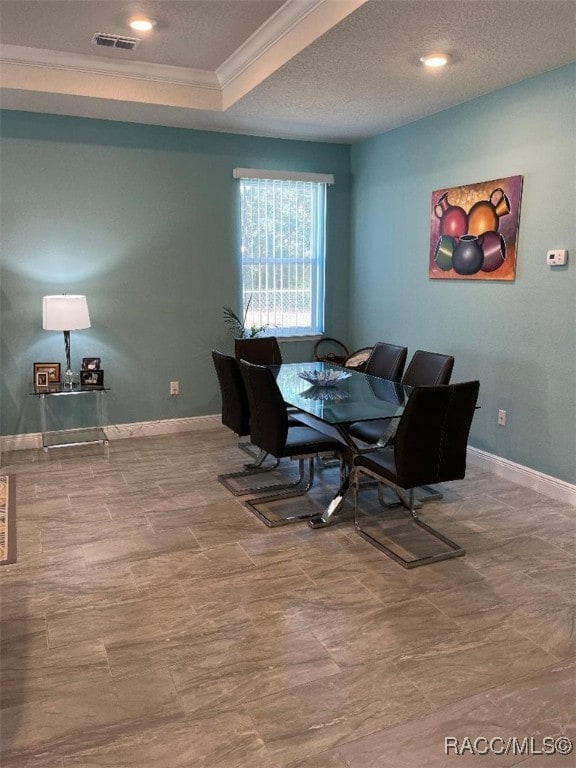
<box><xmin>129</xmin><ymin>17</ymin><xmax>155</xmax><ymax>32</ymax></box>
<box><xmin>420</xmin><ymin>53</ymin><xmax>450</xmax><ymax>68</ymax></box>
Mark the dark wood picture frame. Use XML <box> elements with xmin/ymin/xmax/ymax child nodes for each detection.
<box><xmin>81</xmin><ymin>357</ymin><xmax>101</xmax><ymax>371</ymax></box>
<box><xmin>33</xmin><ymin>362</ymin><xmax>60</xmax><ymax>383</ymax></box>
<box><xmin>80</xmin><ymin>369</ymin><xmax>104</xmax><ymax>387</ymax></box>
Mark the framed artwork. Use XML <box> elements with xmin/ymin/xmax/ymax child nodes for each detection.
<box><xmin>33</xmin><ymin>362</ymin><xmax>61</xmax><ymax>383</ymax></box>
<box><xmin>35</xmin><ymin>371</ymin><xmax>49</xmax><ymax>388</ymax></box>
<box><xmin>82</xmin><ymin>357</ymin><xmax>101</xmax><ymax>371</ymax></box>
<box><xmin>80</xmin><ymin>369</ymin><xmax>104</xmax><ymax>387</ymax></box>
<box><xmin>429</xmin><ymin>175</ymin><xmax>523</xmax><ymax>280</ymax></box>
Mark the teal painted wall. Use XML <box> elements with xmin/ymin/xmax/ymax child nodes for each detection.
<box><xmin>0</xmin><ymin>113</ymin><xmax>351</xmax><ymax>437</ymax></box>
<box><xmin>2</xmin><ymin>66</ymin><xmax>574</xmax><ymax>485</ymax></box>
<box><xmin>349</xmin><ymin>65</ymin><xmax>575</xmax><ymax>483</ymax></box>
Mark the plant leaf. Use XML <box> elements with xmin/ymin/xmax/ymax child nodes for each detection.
<box><xmin>223</xmin><ymin>294</ymin><xmax>267</xmax><ymax>339</ymax></box>
<box><xmin>242</xmin><ymin>295</ymin><xmax>252</xmax><ymax>329</ymax></box>
<box><xmin>222</xmin><ymin>306</ymin><xmax>244</xmax><ymax>338</ymax></box>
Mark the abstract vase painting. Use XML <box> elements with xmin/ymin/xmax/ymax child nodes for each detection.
<box><xmin>429</xmin><ymin>175</ymin><xmax>523</xmax><ymax>280</ymax></box>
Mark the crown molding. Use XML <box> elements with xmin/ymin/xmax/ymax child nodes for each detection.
<box><xmin>0</xmin><ymin>44</ymin><xmax>219</xmax><ymax>89</ymax></box>
<box><xmin>217</xmin><ymin>0</ymin><xmax>327</xmax><ymax>87</ymax></box>
<box><xmin>1</xmin><ymin>60</ymin><xmax>223</xmax><ymax>111</ymax></box>
<box><xmin>0</xmin><ymin>0</ymin><xmax>368</xmax><ymax>114</ymax></box>
<box><xmin>218</xmin><ymin>0</ymin><xmax>368</xmax><ymax>108</ymax></box>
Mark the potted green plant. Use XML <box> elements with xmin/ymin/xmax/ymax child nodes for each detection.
<box><xmin>223</xmin><ymin>295</ymin><xmax>267</xmax><ymax>339</ymax></box>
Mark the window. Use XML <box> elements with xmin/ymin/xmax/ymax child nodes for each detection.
<box><xmin>234</xmin><ymin>168</ymin><xmax>334</xmax><ymax>337</ymax></box>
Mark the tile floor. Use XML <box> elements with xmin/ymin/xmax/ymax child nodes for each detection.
<box><xmin>0</xmin><ymin>427</ymin><xmax>574</xmax><ymax>767</ymax></box>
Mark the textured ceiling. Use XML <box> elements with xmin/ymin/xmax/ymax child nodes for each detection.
<box><xmin>1</xmin><ymin>0</ymin><xmax>574</xmax><ymax>143</ymax></box>
<box><xmin>0</xmin><ymin>0</ymin><xmax>285</xmax><ymax>70</ymax></box>
<box><xmin>227</xmin><ymin>0</ymin><xmax>576</xmax><ymax>141</ymax></box>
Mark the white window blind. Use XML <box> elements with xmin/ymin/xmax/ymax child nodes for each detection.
<box><xmin>235</xmin><ymin>169</ymin><xmax>332</xmax><ymax>337</ymax></box>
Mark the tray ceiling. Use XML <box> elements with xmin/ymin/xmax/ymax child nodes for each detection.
<box><xmin>1</xmin><ymin>0</ymin><xmax>574</xmax><ymax>142</ymax></box>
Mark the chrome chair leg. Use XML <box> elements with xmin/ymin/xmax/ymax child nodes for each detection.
<box><xmin>238</xmin><ymin>439</ymin><xmax>259</xmax><ymax>459</ymax></box>
<box><xmin>353</xmin><ymin>468</ymin><xmax>464</xmax><ymax>569</ymax></box>
<box><xmin>416</xmin><ymin>484</ymin><xmax>444</xmax><ymax>503</ymax></box>
<box><xmin>218</xmin><ymin>447</ymin><xmax>281</xmax><ymax>495</ymax></box>
<box><xmin>243</xmin><ymin>449</ymin><xmax>278</xmax><ymax>470</ymax></box>
<box><xmin>375</xmin><ymin>484</ymin><xmax>422</xmax><ymax>511</ymax></box>
<box><xmin>240</xmin><ymin>441</ymin><xmax>281</xmax><ymax>469</ymax></box>
<box><xmin>218</xmin><ymin>456</ymin><xmax>307</xmax><ymax>497</ymax></box>
<box><xmin>316</xmin><ymin>453</ymin><xmax>340</xmax><ymax>469</ymax></box>
<box><xmin>245</xmin><ymin>455</ymin><xmax>344</xmax><ymax>527</ymax></box>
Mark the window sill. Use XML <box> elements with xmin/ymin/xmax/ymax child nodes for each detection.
<box><xmin>277</xmin><ymin>334</ymin><xmax>322</xmax><ymax>343</ymax></box>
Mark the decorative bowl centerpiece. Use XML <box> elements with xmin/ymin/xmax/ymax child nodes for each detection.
<box><xmin>298</xmin><ymin>369</ymin><xmax>351</xmax><ymax>387</ymax></box>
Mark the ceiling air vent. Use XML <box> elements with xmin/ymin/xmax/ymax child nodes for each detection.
<box><xmin>91</xmin><ymin>33</ymin><xmax>141</xmax><ymax>51</ymax></box>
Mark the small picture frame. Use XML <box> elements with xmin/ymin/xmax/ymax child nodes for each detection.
<box><xmin>82</xmin><ymin>357</ymin><xmax>101</xmax><ymax>371</ymax></box>
<box><xmin>34</xmin><ymin>362</ymin><xmax>61</xmax><ymax>383</ymax></box>
<box><xmin>80</xmin><ymin>369</ymin><xmax>104</xmax><ymax>387</ymax></box>
<box><xmin>35</xmin><ymin>371</ymin><xmax>49</xmax><ymax>388</ymax></box>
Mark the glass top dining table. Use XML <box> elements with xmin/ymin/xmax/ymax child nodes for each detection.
<box><xmin>272</xmin><ymin>361</ymin><xmax>411</xmax><ymax>527</ymax></box>
<box><xmin>273</xmin><ymin>361</ymin><xmax>410</xmax><ymax>426</ymax></box>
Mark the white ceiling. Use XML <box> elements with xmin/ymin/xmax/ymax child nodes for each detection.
<box><xmin>1</xmin><ymin>0</ymin><xmax>575</xmax><ymax>143</ymax></box>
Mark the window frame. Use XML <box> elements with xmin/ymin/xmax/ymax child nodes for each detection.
<box><xmin>233</xmin><ymin>168</ymin><xmax>334</xmax><ymax>338</ymax></box>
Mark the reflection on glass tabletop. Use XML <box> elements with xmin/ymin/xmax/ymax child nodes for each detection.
<box><xmin>300</xmin><ymin>385</ymin><xmax>350</xmax><ymax>401</ymax></box>
<box><xmin>298</xmin><ymin>369</ymin><xmax>351</xmax><ymax>387</ymax></box>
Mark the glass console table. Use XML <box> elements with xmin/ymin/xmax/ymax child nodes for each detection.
<box><xmin>31</xmin><ymin>385</ymin><xmax>110</xmax><ymax>451</ymax></box>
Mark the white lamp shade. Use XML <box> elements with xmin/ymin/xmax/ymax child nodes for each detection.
<box><xmin>43</xmin><ymin>295</ymin><xmax>91</xmax><ymax>331</ymax></box>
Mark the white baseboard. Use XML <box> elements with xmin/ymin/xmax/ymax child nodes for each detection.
<box><xmin>2</xmin><ymin>421</ymin><xmax>574</xmax><ymax>507</ymax></box>
<box><xmin>1</xmin><ymin>432</ymin><xmax>44</xmax><ymax>452</ymax></box>
<box><xmin>107</xmin><ymin>414</ymin><xmax>221</xmax><ymax>441</ymax></box>
<box><xmin>0</xmin><ymin>414</ymin><xmax>221</xmax><ymax>453</ymax></box>
<box><xmin>468</xmin><ymin>446</ymin><xmax>576</xmax><ymax>507</ymax></box>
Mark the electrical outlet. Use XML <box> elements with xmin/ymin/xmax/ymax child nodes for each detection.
<box><xmin>170</xmin><ymin>381</ymin><xmax>179</xmax><ymax>396</ymax></box>
<box><xmin>497</xmin><ymin>409</ymin><xmax>507</xmax><ymax>426</ymax></box>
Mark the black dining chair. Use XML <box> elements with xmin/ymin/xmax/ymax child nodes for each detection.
<box><xmin>212</xmin><ymin>349</ymin><xmax>278</xmax><ymax>472</ymax></box>
<box><xmin>234</xmin><ymin>334</ymin><xmax>310</xmax><ymax>425</ymax></box>
<box><xmin>212</xmin><ymin>349</ymin><xmax>250</xmax><ymax>447</ymax></box>
<box><xmin>238</xmin><ymin>360</ymin><xmax>347</xmax><ymax>526</ymax></box>
<box><xmin>348</xmin><ymin>349</ymin><xmax>455</xmax><ymax>502</ymax></box>
<box><xmin>303</xmin><ymin>342</ymin><xmax>408</xmax><ymax>472</ymax></box>
<box><xmin>353</xmin><ymin>380</ymin><xmax>480</xmax><ymax>568</ymax></box>
<box><xmin>304</xmin><ymin>342</ymin><xmax>406</xmax><ymax>470</ymax></box>
<box><xmin>363</xmin><ymin>341</ymin><xmax>408</xmax><ymax>381</ymax></box>
<box><xmin>234</xmin><ymin>336</ymin><xmax>282</xmax><ymax>366</ymax></box>
<box><xmin>402</xmin><ymin>349</ymin><xmax>455</xmax><ymax>388</ymax></box>
<box><xmin>301</xmin><ymin>342</ymin><xmax>407</xmax><ymax>443</ymax></box>
<box><xmin>347</xmin><ymin>349</ymin><xmax>454</xmax><ymax>445</ymax></box>
<box><xmin>213</xmin><ymin>350</ymin><xmax>306</xmax><ymax>494</ymax></box>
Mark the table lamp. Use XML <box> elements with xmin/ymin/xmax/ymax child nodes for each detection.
<box><xmin>43</xmin><ymin>295</ymin><xmax>91</xmax><ymax>387</ymax></box>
